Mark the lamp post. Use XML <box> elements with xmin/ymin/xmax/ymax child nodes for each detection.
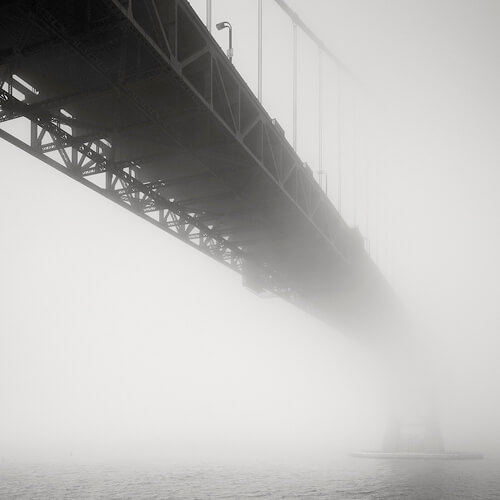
<box><xmin>258</xmin><ymin>0</ymin><xmax>262</xmax><ymax>102</ymax></box>
<box><xmin>206</xmin><ymin>0</ymin><xmax>211</xmax><ymax>32</ymax></box>
<box><xmin>216</xmin><ymin>21</ymin><xmax>233</xmax><ymax>62</ymax></box>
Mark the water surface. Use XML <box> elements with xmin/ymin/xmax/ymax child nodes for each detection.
<box><xmin>1</xmin><ymin>457</ymin><xmax>497</xmax><ymax>499</ymax></box>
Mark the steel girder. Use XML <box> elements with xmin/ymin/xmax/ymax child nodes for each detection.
<box><xmin>101</xmin><ymin>0</ymin><xmax>348</xmax><ymax>259</ymax></box>
<box><xmin>0</xmin><ymin>0</ymin><xmax>323</xmax><ymax>298</ymax></box>
<box><xmin>0</xmin><ymin>0</ymin><xmax>402</xmax><ymax>332</ymax></box>
<box><xmin>0</xmin><ymin>86</ymin><xmax>244</xmax><ymax>266</ymax></box>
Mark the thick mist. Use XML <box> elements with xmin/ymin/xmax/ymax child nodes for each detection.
<box><xmin>1</xmin><ymin>0</ymin><xmax>500</xmax><ymax>468</ymax></box>
<box><xmin>0</xmin><ymin>141</ymin><xmax>386</xmax><ymax>464</ymax></box>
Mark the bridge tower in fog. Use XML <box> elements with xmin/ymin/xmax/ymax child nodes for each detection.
<box><xmin>383</xmin><ymin>396</ymin><xmax>444</xmax><ymax>453</ymax></box>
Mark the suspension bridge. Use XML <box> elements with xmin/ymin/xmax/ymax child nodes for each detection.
<box><xmin>0</xmin><ymin>0</ymin><xmax>404</xmax><ymax>335</ymax></box>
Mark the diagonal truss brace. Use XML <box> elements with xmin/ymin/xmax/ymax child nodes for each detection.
<box><xmin>0</xmin><ymin>87</ymin><xmax>244</xmax><ymax>271</ymax></box>
<box><xmin>0</xmin><ymin>85</ymin><xmax>295</xmax><ymax>299</ymax></box>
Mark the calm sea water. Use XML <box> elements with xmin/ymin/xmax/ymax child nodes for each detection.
<box><xmin>1</xmin><ymin>457</ymin><xmax>498</xmax><ymax>499</ymax></box>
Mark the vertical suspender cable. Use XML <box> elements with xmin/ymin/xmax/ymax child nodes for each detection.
<box><xmin>206</xmin><ymin>0</ymin><xmax>212</xmax><ymax>32</ymax></box>
<box><xmin>353</xmin><ymin>90</ymin><xmax>357</xmax><ymax>226</ymax></box>
<box><xmin>375</xmin><ymin>156</ymin><xmax>379</xmax><ymax>264</ymax></box>
<box><xmin>365</xmin><ymin>150</ymin><xmax>370</xmax><ymax>254</ymax></box>
<box><xmin>293</xmin><ymin>22</ymin><xmax>298</xmax><ymax>151</ymax></box>
<box><xmin>258</xmin><ymin>0</ymin><xmax>263</xmax><ymax>103</ymax></box>
<box><xmin>337</xmin><ymin>66</ymin><xmax>342</xmax><ymax>213</ymax></box>
<box><xmin>318</xmin><ymin>48</ymin><xmax>325</xmax><ymax>192</ymax></box>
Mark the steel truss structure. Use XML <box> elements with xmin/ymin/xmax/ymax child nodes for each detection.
<box><xmin>0</xmin><ymin>85</ymin><xmax>245</xmax><ymax>275</ymax></box>
<box><xmin>0</xmin><ymin>0</ymin><xmax>400</xmax><ymax>332</ymax></box>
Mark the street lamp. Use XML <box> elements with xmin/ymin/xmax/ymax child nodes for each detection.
<box><xmin>216</xmin><ymin>21</ymin><xmax>233</xmax><ymax>62</ymax></box>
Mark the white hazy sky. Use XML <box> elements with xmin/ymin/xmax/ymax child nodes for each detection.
<box><xmin>1</xmin><ymin>0</ymin><xmax>500</xmax><ymax>464</ymax></box>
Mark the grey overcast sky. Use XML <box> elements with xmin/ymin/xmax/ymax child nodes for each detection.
<box><xmin>1</xmin><ymin>0</ymin><xmax>499</xmax><ymax>463</ymax></box>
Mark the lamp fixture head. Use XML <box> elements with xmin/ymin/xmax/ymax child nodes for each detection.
<box><xmin>216</xmin><ymin>21</ymin><xmax>232</xmax><ymax>31</ymax></box>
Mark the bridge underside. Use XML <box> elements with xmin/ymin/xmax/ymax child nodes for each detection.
<box><xmin>0</xmin><ymin>0</ymin><xmax>401</xmax><ymax>334</ymax></box>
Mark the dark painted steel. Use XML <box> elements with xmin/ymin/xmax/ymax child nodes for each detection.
<box><xmin>0</xmin><ymin>0</ymin><xmax>402</xmax><ymax>333</ymax></box>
